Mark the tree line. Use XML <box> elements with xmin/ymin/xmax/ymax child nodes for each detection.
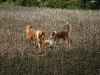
<box><xmin>0</xmin><ymin>0</ymin><xmax>100</xmax><ymax>9</ymax></box>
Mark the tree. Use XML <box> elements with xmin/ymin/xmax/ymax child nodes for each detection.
<box><xmin>67</xmin><ymin>0</ymin><xmax>82</xmax><ymax>9</ymax></box>
<box><xmin>18</xmin><ymin>0</ymin><xmax>39</xmax><ymax>6</ymax></box>
<box><xmin>93</xmin><ymin>0</ymin><xmax>100</xmax><ymax>9</ymax></box>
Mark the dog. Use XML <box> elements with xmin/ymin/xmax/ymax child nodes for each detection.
<box><xmin>49</xmin><ymin>22</ymin><xmax>72</xmax><ymax>45</ymax></box>
<box><xmin>26</xmin><ymin>24</ymin><xmax>45</xmax><ymax>49</ymax></box>
<box><xmin>40</xmin><ymin>40</ymin><xmax>53</xmax><ymax>49</ymax></box>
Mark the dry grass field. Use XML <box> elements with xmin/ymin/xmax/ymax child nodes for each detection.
<box><xmin>0</xmin><ymin>6</ymin><xmax>100</xmax><ymax>75</ymax></box>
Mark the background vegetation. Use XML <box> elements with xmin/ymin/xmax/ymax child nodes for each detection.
<box><xmin>0</xmin><ymin>0</ymin><xmax>100</xmax><ymax>9</ymax></box>
<box><xmin>0</xmin><ymin>6</ymin><xmax>100</xmax><ymax>75</ymax></box>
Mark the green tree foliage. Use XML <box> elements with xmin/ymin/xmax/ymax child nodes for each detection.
<box><xmin>67</xmin><ymin>0</ymin><xmax>82</xmax><ymax>9</ymax></box>
<box><xmin>18</xmin><ymin>0</ymin><xmax>39</xmax><ymax>6</ymax></box>
<box><xmin>0</xmin><ymin>0</ymin><xmax>100</xmax><ymax>9</ymax></box>
<box><xmin>0</xmin><ymin>0</ymin><xmax>2</xmax><ymax>4</ymax></box>
<box><xmin>47</xmin><ymin>0</ymin><xmax>67</xmax><ymax>8</ymax></box>
<box><xmin>57</xmin><ymin>0</ymin><xmax>68</xmax><ymax>8</ymax></box>
<box><xmin>93</xmin><ymin>0</ymin><xmax>100</xmax><ymax>9</ymax></box>
<box><xmin>47</xmin><ymin>0</ymin><xmax>58</xmax><ymax>8</ymax></box>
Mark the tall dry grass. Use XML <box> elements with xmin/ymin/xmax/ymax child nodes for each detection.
<box><xmin>0</xmin><ymin>6</ymin><xmax>100</xmax><ymax>75</ymax></box>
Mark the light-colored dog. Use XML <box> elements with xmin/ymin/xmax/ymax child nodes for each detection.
<box><xmin>26</xmin><ymin>25</ymin><xmax>45</xmax><ymax>49</ymax></box>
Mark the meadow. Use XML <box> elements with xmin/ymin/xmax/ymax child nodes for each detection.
<box><xmin>0</xmin><ymin>6</ymin><xmax>100</xmax><ymax>75</ymax></box>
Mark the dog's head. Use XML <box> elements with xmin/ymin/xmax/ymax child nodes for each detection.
<box><xmin>40</xmin><ymin>40</ymin><xmax>53</xmax><ymax>48</ymax></box>
<box><xmin>40</xmin><ymin>40</ymin><xmax>48</xmax><ymax>48</ymax></box>
<box><xmin>50</xmin><ymin>31</ymin><xmax>57</xmax><ymax>39</ymax></box>
<box><xmin>39</xmin><ymin>30</ymin><xmax>45</xmax><ymax>41</ymax></box>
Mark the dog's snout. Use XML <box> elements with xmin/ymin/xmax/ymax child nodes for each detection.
<box><xmin>50</xmin><ymin>36</ymin><xmax>52</xmax><ymax>38</ymax></box>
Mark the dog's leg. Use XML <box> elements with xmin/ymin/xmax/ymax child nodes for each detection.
<box><xmin>59</xmin><ymin>39</ymin><xmax>62</xmax><ymax>44</ymax></box>
<box><xmin>33</xmin><ymin>41</ymin><xmax>35</xmax><ymax>44</ymax></box>
<box><xmin>54</xmin><ymin>37</ymin><xmax>60</xmax><ymax>47</ymax></box>
<box><xmin>54</xmin><ymin>41</ymin><xmax>57</xmax><ymax>47</ymax></box>
<box><xmin>26</xmin><ymin>33</ymin><xmax>29</xmax><ymax>39</ymax></box>
<box><xmin>67</xmin><ymin>38</ymin><xmax>72</xmax><ymax>47</ymax></box>
<box><xmin>37</xmin><ymin>43</ymin><xmax>41</xmax><ymax>49</ymax></box>
<box><xmin>36</xmin><ymin>40</ymin><xmax>41</xmax><ymax>49</ymax></box>
<box><xmin>68</xmin><ymin>34</ymin><xmax>72</xmax><ymax>44</ymax></box>
<box><xmin>65</xmin><ymin>40</ymin><xmax>68</xmax><ymax>44</ymax></box>
<box><xmin>69</xmin><ymin>38</ymin><xmax>72</xmax><ymax>43</ymax></box>
<box><xmin>64</xmin><ymin>37</ymin><xmax>70</xmax><ymax>48</ymax></box>
<box><xmin>32</xmin><ymin>39</ymin><xmax>36</xmax><ymax>45</ymax></box>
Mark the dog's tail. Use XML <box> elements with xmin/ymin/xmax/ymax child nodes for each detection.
<box><xmin>26</xmin><ymin>25</ymin><xmax>32</xmax><ymax>29</ymax></box>
<box><xmin>26</xmin><ymin>25</ymin><xmax>32</xmax><ymax>33</ymax></box>
<box><xmin>66</xmin><ymin>22</ymin><xmax>71</xmax><ymax>33</ymax></box>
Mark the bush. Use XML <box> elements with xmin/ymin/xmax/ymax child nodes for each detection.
<box><xmin>67</xmin><ymin>0</ymin><xmax>82</xmax><ymax>9</ymax></box>
<box><xmin>47</xmin><ymin>0</ymin><xmax>58</xmax><ymax>8</ymax></box>
<box><xmin>18</xmin><ymin>0</ymin><xmax>39</xmax><ymax>6</ymax></box>
<box><xmin>67</xmin><ymin>6</ymin><xmax>78</xmax><ymax>9</ymax></box>
<box><xmin>86</xmin><ymin>3</ymin><xmax>94</xmax><ymax>9</ymax></box>
<box><xmin>47</xmin><ymin>0</ymin><xmax>67</xmax><ymax>9</ymax></box>
<box><xmin>0</xmin><ymin>0</ymin><xmax>17</xmax><ymax>6</ymax></box>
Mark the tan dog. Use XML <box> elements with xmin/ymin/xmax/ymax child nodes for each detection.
<box><xmin>40</xmin><ymin>40</ymin><xmax>53</xmax><ymax>49</ymax></box>
<box><xmin>50</xmin><ymin>22</ymin><xmax>72</xmax><ymax>45</ymax></box>
<box><xmin>26</xmin><ymin>25</ymin><xmax>45</xmax><ymax>49</ymax></box>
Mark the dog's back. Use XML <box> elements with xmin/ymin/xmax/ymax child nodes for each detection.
<box><xmin>55</xmin><ymin>30</ymin><xmax>68</xmax><ymax>39</ymax></box>
<box><xmin>26</xmin><ymin>25</ymin><xmax>36</xmax><ymax>40</ymax></box>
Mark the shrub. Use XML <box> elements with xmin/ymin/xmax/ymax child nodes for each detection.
<box><xmin>18</xmin><ymin>0</ymin><xmax>39</xmax><ymax>6</ymax></box>
<box><xmin>1</xmin><ymin>0</ymin><xmax>17</xmax><ymax>6</ymax></box>
<box><xmin>67</xmin><ymin>0</ymin><xmax>82</xmax><ymax>9</ymax></box>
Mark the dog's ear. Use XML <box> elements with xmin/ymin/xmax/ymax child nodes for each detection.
<box><xmin>53</xmin><ymin>31</ymin><xmax>56</xmax><ymax>36</ymax></box>
<box><xmin>39</xmin><ymin>30</ymin><xmax>45</xmax><ymax>36</ymax></box>
<box><xmin>45</xmin><ymin>41</ymin><xmax>49</xmax><ymax>45</ymax></box>
<box><xmin>39</xmin><ymin>30</ymin><xmax>45</xmax><ymax>39</ymax></box>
